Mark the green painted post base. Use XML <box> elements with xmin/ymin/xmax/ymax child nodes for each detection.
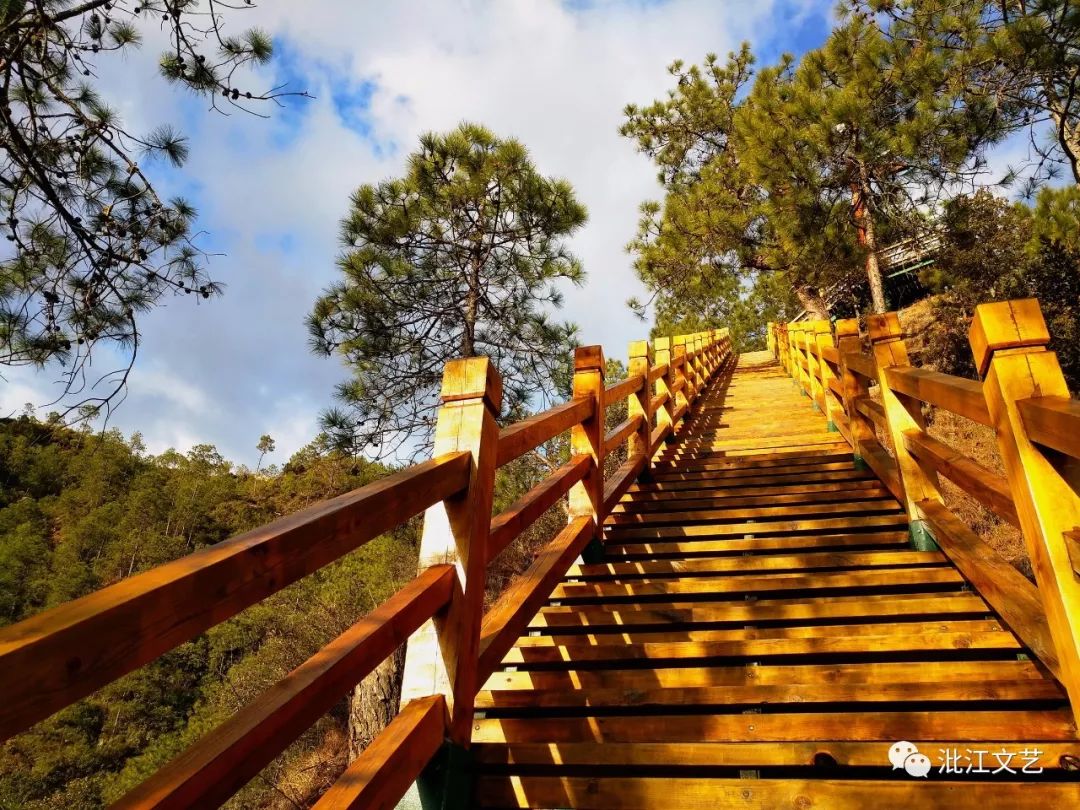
<box><xmin>826</xmin><ymin>421</ymin><xmax>838</xmax><ymax>433</ymax></box>
<box><xmin>853</xmin><ymin>455</ymin><xmax>868</xmax><ymax>471</ymax></box>
<box><xmin>811</xmin><ymin>402</ymin><xmax>821</xmax><ymax>413</ymax></box>
<box><xmin>801</xmin><ymin>389</ymin><xmax>810</xmax><ymax>398</ymax></box>
<box><xmin>909</xmin><ymin>519</ymin><xmax>939</xmax><ymax>552</ymax></box>
<box><xmin>398</xmin><ymin>741</ymin><xmax>473</xmax><ymax>810</ymax></box>
<box><xmin>581</xmin><ymin>534</ymin><xmax>605</xmax><ymax>564</ymax></box>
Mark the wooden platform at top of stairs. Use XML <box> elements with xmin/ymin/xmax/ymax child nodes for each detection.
<box><xmin>470</xmin><ymin>352</ymin><xmax>1080</xmax><ymax>809</ymax></box>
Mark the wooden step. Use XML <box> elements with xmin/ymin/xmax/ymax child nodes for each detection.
<box><xmin>476</xmin><ymin>677</ymin><xmax>1063</xmax><ymax>713</ymax></box>
<box><xmin>531</xmin><ymin>594</ymin><xmax>993</xmax><ymax>631</ymax></box>
<box><xmin>475</xmin><ymin>776</ymin><xmax>1080</xmax><ymax>809</ymax></box>
<box><xmin>473</xmin><ymin>708</ymin><xmax>1077</xmax><ymax>743</ymax></box>
<box><xmin>514</xmin><ymin>619</ymin><xmax>1005</xmax><ymax>647</ymax></box>
<box><xmin>482</xmin><ymin>659</ymin><xmax>1049</xmax><ymax>692</ymax></box>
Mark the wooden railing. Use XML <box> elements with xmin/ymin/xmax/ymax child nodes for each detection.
<box><xmin>0</xmin><ymin>328</ymin><xmax>734</xmax><ymax>808</ymax></box>
<box><xmin>768</xmin><ymin>298</ymin><xmax>1080</xmax><ymax>726</ymax></box>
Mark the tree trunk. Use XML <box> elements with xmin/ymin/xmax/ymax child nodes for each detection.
<box><xmin>347</xmin><ymin>645</ymin><xmax>405</xmax><ymax>761</ymax></box>
<box><xmin>794</xmin><ymin>284</ymin><xmax>830</xmax><ymax>321</ymax></box>
<box><xmin>1041</xmin><ymin>73</ymin><xmax>1080</xmax><ymax>184</ymax></box>
<box><xmin>462</xmin><ymin>258</ymin><xmax>480</xmax><ymax>357</ymax></box>
<box><xmin>853</xmin><ymin>165</ymin><xmax>887</xmax><ymax>314</ymax></box>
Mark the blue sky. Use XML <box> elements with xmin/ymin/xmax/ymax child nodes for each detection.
<box><xmin>0</xmin><ymin>0</ymin><xmax>1031</xmax><ymax>467</ymax></box>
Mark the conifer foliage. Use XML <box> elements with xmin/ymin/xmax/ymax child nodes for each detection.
<box><xmin>0</xmin><ymin>1</ymin><xmax>305</xmax><ymax>417</ymax></box>
<box><xmin>309</xmin><ymin>123</ymin><xmax>587</xmax><ymax>459</ymax></box>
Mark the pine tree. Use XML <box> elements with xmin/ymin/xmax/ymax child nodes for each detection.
<box><xmin>0</xmin><ymin>1</ymin><xmax>307</xmax><ymax>417</ymax></box>
<box><xmin>859</xmin><ymin>0</ymin><xmax>1080</xmax><ymax>187</ymax></box>
<box><xmin>739</xmin><ymin>15</ymin><xmax>992</xmax><ymax>313</ymax></box>
<box><xmin>308</xmin><ymin>123</ymin><xmax>587</xmax><ymax>459</ymax></box>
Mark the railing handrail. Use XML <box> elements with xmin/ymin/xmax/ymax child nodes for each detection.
<box><xmin>0</xmin><ymin>450</ymin><xmax>473</xmax><ymax>740</ymax></box>
<box><xmin>767</xmin><ymin>299</ymin><xmax>1080</xmax><ymax>734</ymax></box>
<box><xmin>0</xmin><ymin>324</ymin><xmax>735</xmax><ymax>809</ymax></box>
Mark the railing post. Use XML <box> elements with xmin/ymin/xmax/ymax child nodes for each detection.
<box><xmin>654</xmin><ymin>337</ymin><xmax>675</xmax><ymax>447</ymax></box>
<box><xmin>398</xmin><ymin>357</ymin><xmax>500</xmax><ymax>806</ymax></box>
<box><xmin>836</xmin><ymin>318</ymin><xmax>874</xmax><ymax>466</ymax></box>
<box><xmin>789</xmin><ymin>323</ymin><xmax>807</xmax><ymax>394</ymax></box>
<box><xmin>709</xmin><ymin>331</ymin><xmax>720</xmax><ymax>378</ymax></box>
<box><xmin>569</xmin><ymin>346</ymin><xmax>606</xmax><ymax>563</ymax></box>
<box><xmin>674</xmin><ymin>335</ymin><xmax>695</xmax><ymax>407</ymax></box>
<box><xmin>767</xmin><ymin>322</ymin><xmax>776</xmax><ymax>357</ymax></box>
<box><xmin>868</xmin><ymin>313</ymin><xmax>942</xmax><ymax>551</ymax></box>
<box><xmin>672</xmin><ymin>340</ymin><xmax>690</xmax><ymax>422</ymax></box>
<box><xmin>628</xmin><ymin>340</ymin><xmax>653</xmax><ymax>474</ymax></box>
<box><xmin>691</xmin><ymin>333</ymin><xmax>706</xmax><ymax>402</ymax></box>
<box><xmin>779</xmin><ymin>323</ymin><xmax>790</xmax><ymax>375</ymax></box>
<box><xmin>805</xmin><ymin>320</ymin><xmax>830</xmax><ymax>415</ymax></box>
<box><xmin>969</xmin><ymin>298</ymin><xmax>1080</xmax><ymax>725</ymax></box>
<box><xmin>813</xmin><ymin>323</ymin><xmax>841</xmax><ymax>432</ymax></box>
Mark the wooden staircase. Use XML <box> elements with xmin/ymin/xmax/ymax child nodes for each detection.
<box><xmin>3</xmin><ymin>301</ymin><xmax>1080</xmax><ymax>809</ymax></box>
<box><xmin>471</xmin><ymin>352</ymin><xmax>1078</xmax><ymax>808</ymax></box>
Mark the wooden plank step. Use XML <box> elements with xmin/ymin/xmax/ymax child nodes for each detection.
<box><xmin>673</xmin><ymin>443</ymin><xmax>852</xmax><ymax>459</ymax></box>
<box><xmin>514</xmin><ymin>619</ymin><xmax>1006</xmax><ymax>647</ymax></box>
<box><xmin>530</xmin><ymin>594</ymin><xmax>992</xmax><ymax>630</ymax></box>
<box><xmin>603</xmin><ymin>499</ymin><xmax>903</xmax><ymax>526</ymax></box>
<box><xmin>602</xmin><ymin>531</ymin><xmax>912</xmax><ymax>559</ymax></box>
<box><xmin>475</xmin><ymin>776</ymin><xmax>1080</xmax><ymax>809</ymax></box>
<box><xmin>659</xmin><ymin>434</ymin><xmax>849</xmax><ymax>454</ymax></box>
<box><xmin>604</xmin><ymin>515</ymin><xmax>910</xmax><ymax>542</ymax></box>
<box><xmin>651</xmin><ymin>456</ymin><xmax>855</xmax><ymax>476</ymax></box>
<box><xmin>628</xmin><ymin>469</ymin><xmax>872</xmax><ymax>493</ymax></box>
<box><xmin>482</xmin><ymin>659</ymin><xmax>1049</xmax><ymax>692</ymax></box>
<box><xmin>473</xmin><ymin>740</ymin><xmax>1080</xmax><ymax>769</ymax></box>
<box><xmin>568</xmin><ymin>551</ymin><xmax>945</xmax><ymax>579</ymax></box>
<box><xmin>612</xmin><ymin>483</ymin><xmax>891</xmax><ymax>511</ymax></box>
<box><xmin>550</xmin><ymin>568</ymin><xmax>963</xmax><ymax>603</ymax></box>
<box><xmin>475</xmin><ymin>678</ymin><xmax>1063</xmax><ymax>712</ymax></box>
<box><xmin>498</xmin><ymin>631</ymin><xmax>1021</xmax><ymax>668</ymax></box>
<box><xmin>472</xmin><ymin>708</ymin><xmax>1078</xmax><ymax>743</ymax></box>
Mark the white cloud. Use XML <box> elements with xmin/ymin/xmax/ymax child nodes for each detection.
<box><xmin>17</xmin><ymin>0</ymin><xmax>837</xmax><ymax>465</ymax></box>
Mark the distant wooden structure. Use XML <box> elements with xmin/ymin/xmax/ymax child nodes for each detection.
<box><xmin>2</xmin><ymin>301</ymin><xmax>1080</xmax><ymax>807</ymax></box>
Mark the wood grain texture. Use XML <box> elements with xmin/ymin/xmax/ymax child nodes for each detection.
<box><xmin>0</xmin><ymin>451</ymin><xmax>471</xmax><ymax>740</ymax></box>
<box><xmin>113</xmin><ymin>566</ymin><xmax>455</xmax><ymax>809</ymax></box>
<box><xmin>496</xmin><ymin>397</ymin><xmax>592</xmax><ymax>467</ymax></box>
<box><xmin>478</xmin><ymin>517</ymin><xmax>593</xmax><ymax>681</ymax></box>
<box><xmin>488</xmin><ymin>455</ymin><xmax>590</xmax><ymax>562</ymax></box>
<box><xmin>313</xmin><ymin>695</ymin><xmax>447</xmax><ymax>810</ymax></box>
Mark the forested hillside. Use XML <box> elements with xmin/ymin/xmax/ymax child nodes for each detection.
<box><xmin>0</xmin><ymin>417</ymin><xmax>416</xmax><ymax>809</ymax></box>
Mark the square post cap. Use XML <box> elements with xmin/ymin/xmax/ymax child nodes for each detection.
<box><xmin>867</xmin><ymin>312</ymin><xmax>903</xmax><ymax>344</ymax></box>
<box><xmin>834</xmin><ymin>318</ymin><xmax>859</xmax><ymax>339</ymax></box>
<box><xmin>628</xmin><ymin>340</ymin><xmax>651</xmax><ymax>360</ymax></box>
<box><xmin>969</xmin><ymin>298</ymin><xmax>1050</xmax><ymax>376</ymax></box>
<box><xmin>574</xmin><ymin>345</ymin><xmax>606</xmax><ymax>376</ymax></box>
<box><xmin>440</xmin><ymin>356</ymin><xmax>502</xmax><ymax>412</ymax></box>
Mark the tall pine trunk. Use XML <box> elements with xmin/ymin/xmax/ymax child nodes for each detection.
<box><xmin>347</xmin><ymin>645</ymin><xmax>405</xmax><ymax>761</ymax></box>
<box><xmin>462</xmin><ymin>256</ymin><xmax>481</xmax><ymax>357</ymax></box>
<box><xmin>853</xmin><ymin>164</ymin><xmax>886</xmax><ymax>314</ymax></box>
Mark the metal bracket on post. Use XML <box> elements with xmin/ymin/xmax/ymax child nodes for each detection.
<box><xmin>400</xmin><ymin>741</ymin><xmax>473</xmax><ymax>810</ymax></box>
<box><xmin>581</xmin><ymin>535</ymin><xmax>605</xmax><ymax>564</ymax></box>
<box><xmin>908</xmin><ymin>519</ymin><xmax>939</xmax><ymax>552</ymax></box>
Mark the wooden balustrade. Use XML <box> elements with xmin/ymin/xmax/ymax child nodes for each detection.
<box><xmin>0</xmin><ymin>325</ymin><xmax>733</xmax><ymax>809</ymax></box>
<box><xmin>773</xmin><ymin>298</ymin><xmax>1080</xmax><ymax>726</ymax></box>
